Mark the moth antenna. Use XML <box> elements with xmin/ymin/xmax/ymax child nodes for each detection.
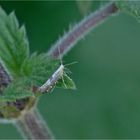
<box><xmin>57</xmin><ymin>47</ymin><xmax>67</xmax><ymax>88</ymax></box>
<box><xmin>58</xmin><ymin>45</ymin><xmax>63</xmax><ymax>65</ymax></box>
<box><xmin>64</xmin><ymin>61</ymin><xmax>78</xmax><ymax>67</ymax></box>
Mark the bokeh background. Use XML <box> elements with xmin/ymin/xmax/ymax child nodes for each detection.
<box><xmin>0</xmin><ymin>1</ymin><xmax>140</xmax><ymax>139</ymax></box>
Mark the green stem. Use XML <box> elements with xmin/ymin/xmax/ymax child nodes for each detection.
<box><xmin>14</xmin><ymin>109</ymin><xmax>54</xmax><ymax>140</ymax></box>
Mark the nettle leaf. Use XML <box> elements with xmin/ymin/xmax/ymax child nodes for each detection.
<box><xmin>21</xmin><ymin>53</ymin><xmax>59</xmax><ymax>86</ymax></box>
<box><xmin>56</xmin><ymin>72</ymin><xmax>76</xmax><ymax>90</ymax></box>
<box><xmin>0</xmin><ymin>7</ymin><xmax>29</xmax><ymax>78</ymax></box>
<box><xmin>0</xmin><ymin>7</ymin><xmax>76</xmax><ymax>103</ymax></box>
<box><xmin>116</xmin><ymin>1</ymin><xmax>140</xmax><ymax>21</ymax></box>
<box><xmin>1</xmin><ymin>78</ymin><xmax>33</xmax><ymax>102</ymax></box>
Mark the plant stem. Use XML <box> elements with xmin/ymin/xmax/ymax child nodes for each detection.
<box><xmin>48</xmin><ymin>2</ymin><xmax>118</xmax><ymax>59</ymax></box>
<box><xmin>0</xmin><ymin>64</ymin><xmax>54</xmax><ymax>139</ymax></box>
<box><xmin>15</xmin><ymin>108</ymin><xmax>54</xmax><ymax>140</ymax></box>
<box><xmin>0</xmin><ymin>63</ymin><xmax>11</xmax><ymax>91</ymax></box>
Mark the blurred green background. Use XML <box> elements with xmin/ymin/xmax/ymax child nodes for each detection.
<box><xmin>0</xmin><ymin>1</ymin><xmax>140</xmax><ymax>139</ymax></box>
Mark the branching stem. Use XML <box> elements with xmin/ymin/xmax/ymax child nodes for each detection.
<box><xmin>16</xmin><ymin>2</ymin><xmax>118</xmax><ymax>139</ymax></box>
<box><xmin>0</xmin><ymin>1</ymin><xmax>119</xmax><ymax>140</ymax></box>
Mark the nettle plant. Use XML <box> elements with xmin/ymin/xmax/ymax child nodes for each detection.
<box><xmin>0</xmin><ymin>1</ymin><xmax>139</xmax><ymax>139</ymax></box>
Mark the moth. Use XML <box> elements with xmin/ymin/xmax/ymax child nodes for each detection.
<box><xmin>36</xmin><ymin>44</ymin><xmax>77</xmax><ymax>94</ymax></box>
<box><xmin>38</xmin><ymin>64</ymin><xmax>64</xmax><ymax>93</ymax></box>
<box><xmin>37</xmin><ymin>46</ymin><xmax>66</xmax><ymax>94</ymax></box>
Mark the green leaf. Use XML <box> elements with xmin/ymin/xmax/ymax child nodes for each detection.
<box><xmin>115</xmin><ymin>1</ymin><xmax>140</xmax><ymax>21</ymax></box>
<box><xmin>21</xmin><ymin>53</ymin><xmax>59</xmax><ymax>85</ymax></box>
<box><xmin>0</xmin><ymin>7</ymin><xmax>29</xmax><ymax>78</ymax></box>
<box><xmin>56</xmin><ymin>72</ymin><xmax>76</xmax><ymax>90</ymax></box>
<box><xmin>1</xmin><ymin>78</ymin><xmax>33</xmax><ymax>102</ymax></box>
<box><xmin>0</xmin><ymin>7</ymin><xmax>76</xmax><ymax>103</ymax></box>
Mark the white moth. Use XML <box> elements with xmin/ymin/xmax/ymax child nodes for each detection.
<box><xmin>37</xmin><ymin>47</ymin><xmax>76</xmax><ymax>94</ymax></box>
<box><xmin>38</xmin><ymin>64</ymin><xmax>64</xmax><ymax>93</ymax></box>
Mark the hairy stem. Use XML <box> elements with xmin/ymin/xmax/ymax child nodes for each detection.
<box><xmin>15</xmin><ymin>109</ymin><xmax>54</xmax><ymax>140</ymax></box>
<box><xmin>48</xmin><ymin>2</ymin><xmax>118</xmax><ymax>59</ymax></box>
<box><xmin>0</xmin><ymin>63</ymin><xmax>11</xmax><ymax>91</ymax></box>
